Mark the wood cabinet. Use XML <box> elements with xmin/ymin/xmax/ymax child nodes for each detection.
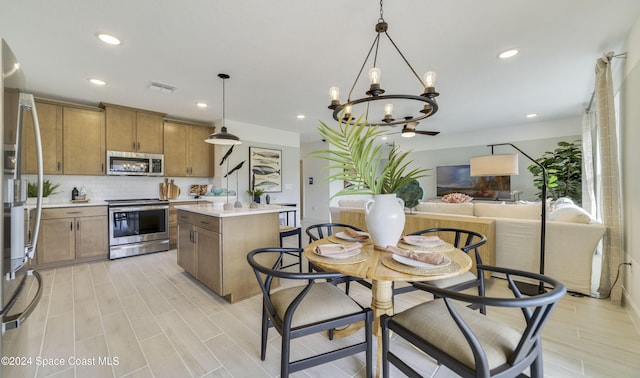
<box><xmin>163</xmin><ymin>120</ymin><xmax>214</xmax><ymax>177</ymax></box>
<box><xmin>177</xmin><ymin>210</ymin><xmax>222</xmax><ymax>293</ymax></box>
<box><xmin>22</xmin><ymin>99</ymin><xmax>63</xmax><ymax>174</ymax></box>
<box><xmin>36</xmin><ymin>206</ymin><xmax>108</xmax><ymax>267</ymax></box>
<box><xmin>63</xmin><ymin>106</ymin><xmax>105</xmax><ymax>175</ymax></box>
<box><xmin>176</xmin><ymin>208</ymin><xmax>279</xmax><ymax>303</ymax></box>
<box><xmin>169</xmin><ymin>200</ymin><xmax>207</xmax><ymax>249</ymax></box>
<box><xmin>103</xmin><ymin>104</ymin><xmax>164</xmax><ymax>154</ymax></box>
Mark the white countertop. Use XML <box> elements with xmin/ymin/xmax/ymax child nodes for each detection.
<box><xmin>176</xmin><ymin>203</ymin><xmax>298</xmax><ymax>218</ymax></box>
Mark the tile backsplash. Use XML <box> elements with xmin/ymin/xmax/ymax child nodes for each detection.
<box><xmin>24</xmin><ymin>175</ymin><xmax>213</xmax><ymax>203</ymax></box>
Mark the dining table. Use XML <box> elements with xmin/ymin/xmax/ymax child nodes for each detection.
<box><xmin>304</xmin><ymin>233</ymin><xmax>473</xmax><ymax>376</ymax></box>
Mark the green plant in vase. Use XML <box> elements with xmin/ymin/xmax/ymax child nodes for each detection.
<box><xmin>245</xmin><ymin>187</ymin><xmax>265</xmax><ymax>203</ymax></box>
<box><xmin>27</xmin><ymin>179</ymin><xmax>61</xmax><ymax>198</ymax></box>
<box><xmin>312</xmin><ymin>114</ymin><xmax>430</xmax><ymax>247</ymax></box>
<box><xmin>528</xmin><ymin>140</ymin><xmax>582</xmax><ymax>205</ymax></box>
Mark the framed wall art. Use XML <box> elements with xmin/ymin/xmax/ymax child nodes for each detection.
<box><xmin>249</xmin><ymin>147</ymin><xmax>282</xmax><ymax>193</ymax></box>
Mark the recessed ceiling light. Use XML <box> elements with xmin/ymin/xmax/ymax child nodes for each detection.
<box><xmin>88</xmin><ymin>78</ymin><xmax>107</xmax><ymax>86</ymax></box>
<box><xmin>296</xmin><ymin>114</ymin><xmax>305</xmax><ymax>119</ymax></box>
<box><xmin>381</xmin><ymin>136</ymin><xmax>388</xmax><ymax>140</ymax></box>
<box><xmin>97</xmin><ymin>33</ymin><xmax>121</xmax><ymax>45</ymax></box>
<box><xmin>526</xmin><ymin>113</ymin><xmax>538</xmax><ymax>118</ymax></box>
<box><xmin>498</xmin><ymin>49</ymin><xmax>519</xmax><ymax>59</ymax></box>
<box><xmin>196</xmin><ymin>102</ymin><xmax>208</xmax><ymax>108</ymax></box>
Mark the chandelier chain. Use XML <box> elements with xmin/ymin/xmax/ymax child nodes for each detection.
<box><xmin>379</xmin><ymin>0</ymin><xmax>384</xmax><ymax>21</ymax></box>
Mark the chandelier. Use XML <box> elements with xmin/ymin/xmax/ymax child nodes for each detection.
<box><xmin>328</xmin><ymin>0</ymin><xmax>439</xmax><ymax>127</ymax></box>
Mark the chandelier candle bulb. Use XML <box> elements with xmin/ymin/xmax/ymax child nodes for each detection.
<box><xmin>369</xmin><ymin>67</ymin><xmax>381</xmax><ymax>84</ymax></box>
<box><xmin>424</xmin><ymin>71</ymin><xmax>437</xmax><ymax>88</ymax></box>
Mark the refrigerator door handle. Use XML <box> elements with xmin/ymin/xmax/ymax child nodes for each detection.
<box><xmin>2</xmin><ymin>269</ymin><xmax>43</xmax><ymax>332</ymax></box>
<box><xmin>20</xmin><ymin>93</ymin><xmax>43</xmax><ymax>259</ymax></box>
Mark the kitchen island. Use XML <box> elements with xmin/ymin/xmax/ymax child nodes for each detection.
<box><xmin>175</xmin><ymin>203</ymin><xmax>293</xmax><ymax>303</ymax></box>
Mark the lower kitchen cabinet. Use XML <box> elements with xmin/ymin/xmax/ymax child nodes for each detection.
<box><xmin>176</xmin><ymin>209</ymin><xmax>279</xmax><ymax>303</ymax></box>
<box><xmin>36</xmin><ymin>206</ymin><xmax>108</xmax><ymax>267</ymax></box>
<box><xmin>169</xmin><ymin>200</ymin><xmax>207</xmax><ymax>249</ymax></box>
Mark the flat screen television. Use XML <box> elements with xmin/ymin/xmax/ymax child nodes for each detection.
<box><xmin>436</xmin><ymin>164</ymin><xmax>511</xmax><ymax>200</ymax></box>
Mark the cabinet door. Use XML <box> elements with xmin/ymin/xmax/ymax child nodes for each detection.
<box><xmin>177</xmin><ymin>223</ymin><xmax>196</xmax><ymax>276</ymax></box>
<box><xmin>163</xmin><ymin>121</ymin><xmax>189</xmax><ymax>176</ymax></box>
<box><xmin>188</xmin><ymin>125</ymin><xmax>215</xmax><ymax>177</ymax></box>
<box><xmin>63</xmin><ymin>107</ymin><xmax>105</xmax><ymax>175</ymax></box>
<box><xmin>75</xmin><ymin>216</ymin><xmax>108</xmax><ymax>259</ymax></box>
<box><xmin>37</xmin><ymin>218</ymin><xmax>75</xmax><ymax>264</ymax></box>
<box><xmin>23</xmin><ymin>101</ymin><xmax>63</xmax><ymax>174</ymax></box>
<box><xmin>195</xmin><ymin>227</ymin><xmax>222</xmax><ymax>294</ymax></box>
<box><xmin>135</xmin><ymin>112</ymin><xmax>164</xmax><ymax>154</ymax></box>
<box><xmin>105</xmin><ymin>106</ymin><xmax>136</xmax><ymax>152</ymax></box>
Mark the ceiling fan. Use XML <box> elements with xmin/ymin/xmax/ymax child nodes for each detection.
<box><xmin>386</xmin><ymin>117</ymin><xmax>440</xmax><ymax>138</ymax></box>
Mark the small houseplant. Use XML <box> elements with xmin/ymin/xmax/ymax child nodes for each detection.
<box><xmin>312</xmin><ymin>114</ymin><xmax>429</xmax><ymax>247</ymax></box>
<box><xmin>27</xmin><ymin>179</ymin><xmax>60</xmax><ymax>203</ymax></box>
<box><xmin>245</xmin><ymin>187</ymin><xmax>265</xmax><ymax>203</ymax></box>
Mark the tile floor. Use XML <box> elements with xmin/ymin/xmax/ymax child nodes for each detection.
<box><xmin>3</xmin><ymin>243</ymin><xmax>640</xmax><ymax>377</ymax></box>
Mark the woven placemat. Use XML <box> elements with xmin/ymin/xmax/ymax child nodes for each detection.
<box><xmin>327</xmin><ymin>234</ymin><xmax>372</xmax><ymax>245</ymax></box>
<box><xmin>307</xmin><ymin>248</ymin><xmax>372</xmax><ymax>265</ymax></box>
<box><xmin>381</xmin><ymin>254</ymin><xmax>462</xmax><ymax>276</ymax></box>
<box><xmin>397</xmin><ymin>241</ymin><xmax>455</xmax><ymax>253</ymax></box>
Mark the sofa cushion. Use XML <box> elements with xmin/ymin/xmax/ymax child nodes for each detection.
<box><xmin>548</xmin><ymin>204</ymin><xmax>594</xmax><ymax>224</ymax></box>
<box><xmin>473</xmin><ymin>202</ymin><xmax>541</xmax><ymax>219</ymax></box>
<box><xmin>415</xmin><ymin>202</ymin><xmax>475</xmax><ymax>216</ymax></box>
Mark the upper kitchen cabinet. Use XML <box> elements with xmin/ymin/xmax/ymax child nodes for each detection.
<box><xmin>63</xmin><ymin>106</ymin><xmax>105</xmax><ymax>175</ymax></box>
<box><xmin>22</xmin><ymin>99</ymin><xmax>63</xmax><ymax>174</ymax></box>
<box><xmin>102</xmin><ymin>103</ymin><xmax>165</xmax><ymax>154</ymax></box>
<box><xmin>163</xmin><ymin>120</ymin><xmax>214</xmax><ymax>177</ymax></box>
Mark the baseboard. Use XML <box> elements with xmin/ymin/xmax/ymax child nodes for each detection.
<box><xmin>623</xmin><ymin>287</ymin><xmax>640</xmax><ymax>335</ymax></box>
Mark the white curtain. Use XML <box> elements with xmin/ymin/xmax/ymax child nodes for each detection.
<box><xmin>586</xmin><ymin>51</ymin><xmax>625</xmax><ymax>304</ymax></box>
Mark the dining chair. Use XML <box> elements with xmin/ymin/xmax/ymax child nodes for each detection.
<box><xmin>396</xmin><ymin>228</ymin><xmax>488</xmax><ymax>312</ymax></box>
<box><xmin>247</xmin><ymin>247</ymin><xmax>373</xmax><ymax>378</ymax></box>
<box><xmin>305</xmin><ymin>223</ymin><xmax>372</xmax><ymax>294</ymax></box>
<box><xmin>381</xmin><ymin>265</ymin><xmax>566</xmax><ymax>378</ymax></box>
<box><xmin>278</xmin><ymin>208</ymin><xmax>302</xmax><ymax>272</ymax></box>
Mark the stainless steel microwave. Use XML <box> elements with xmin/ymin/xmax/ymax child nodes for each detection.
<box><xmin>106</xmin><ymin>151</ymin><xmax>164</xmax><ymax>176</ymax></box>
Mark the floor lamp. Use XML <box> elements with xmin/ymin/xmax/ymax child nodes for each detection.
<box><xmin>470</xmin><ymin>143</ymin><xmax>547</xmax><ymax>295</ymax></box>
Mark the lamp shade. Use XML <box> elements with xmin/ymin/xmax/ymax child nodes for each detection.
<box><xmin>204</xmin><ymin>126</ymin><xmax>242</xmax><ymax>145</ymax></box>
<box><xmin>470</xmin><ymin>154</ymin><xmax>518</xmax><ymax>176</ymax></box>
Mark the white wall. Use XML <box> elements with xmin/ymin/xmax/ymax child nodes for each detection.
<box><xmin>622</xmin><ymin>14</ymin><xmax>640</xmax><ymax>329</ymax></box>
<box><xmin>412</xmin><ymin>135</ymin><xmax>581</xmax><ymax>202</ymax></box>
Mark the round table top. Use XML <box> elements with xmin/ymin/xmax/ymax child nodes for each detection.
<box><xmin>304</xmin><ymin>238</ymin><xmax>473</xmax><ymax>282</ymax></box>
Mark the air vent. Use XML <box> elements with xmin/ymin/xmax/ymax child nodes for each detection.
<box><xmin>149</xmin><ymin>81</ymin><xmax>176</xmax><ymax>93</ymax></box>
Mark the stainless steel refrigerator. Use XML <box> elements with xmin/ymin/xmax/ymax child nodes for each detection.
<box><xmin>1</xmin><ymin>38</ymin><xmax>44</xmax><ymax>377</ymax></box>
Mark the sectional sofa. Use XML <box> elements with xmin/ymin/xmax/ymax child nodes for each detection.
<box><xmin>330</xmin><ymin>199</ymin><xmax>606</xmax><ymax>294</ymax></box>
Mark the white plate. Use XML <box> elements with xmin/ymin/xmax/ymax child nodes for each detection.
<box><xmin>314</xmin><ymin>246</ymin><xmax>361</xmax><ymax>259</ymax></box>
<box><xmin>335</xmin><ymin>231</ymin><xmax>370</xmax><ymax>241</ymax></box>
<box><xmin>402</xmin><ymin>236</ymin><xmax>445</xmax><ymax>247</ymax></box>
<box><xmin>392</xmin><ymin>253</ymin><xmax>451</xmax><ymax>269</ymax></box>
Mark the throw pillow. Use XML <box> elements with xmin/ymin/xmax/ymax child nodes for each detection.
<box><xmin>548</xmin><ymin>204</ymin><xmax>594</xmax><ymax>223</ymax></box>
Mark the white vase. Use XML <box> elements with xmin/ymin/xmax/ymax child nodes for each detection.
<box><xmin>364</xmin><ymin>194</ymin><xmax>405</xmax><ymax>248</ymax></box>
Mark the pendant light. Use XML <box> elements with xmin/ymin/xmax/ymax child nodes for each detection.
<box><xmin>205</xmin><ymin>73</ymin><xmax>242</xmax><ymax>145</ymax></box>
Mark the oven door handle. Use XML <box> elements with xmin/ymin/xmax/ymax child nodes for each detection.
<box><xmin>3</xmin><ymin>269</ymin><xmax>43</xmax><ymax>332</ymax></box>
<box><xmin>109</xmin><ymin>205</ymin><xmax>169</xmax><ymax>212</ymax></box>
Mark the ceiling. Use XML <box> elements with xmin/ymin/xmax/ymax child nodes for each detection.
<box><xmin>2</xmin><ymin>0</ymin><xmax>639</xmax><ymax>144</ymax></box>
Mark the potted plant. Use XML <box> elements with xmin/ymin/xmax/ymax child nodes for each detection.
<box><xmin>245</xmin><ymin>187</ymin><xmax>265</xmax><ymax>203</ymax></box>
<box><xmin>27</xmin><ymin>179</ymin><xmax>61</xmax><ymax>204</ymax></box>
<box><xmin>527</xmin><ymin>140</ymin><xmax>582</xmax><ymax>205</ymax></box>
<box><xmin>312</xmin><ymin>115</ymin><xmax>430</xmax><ymax>247</ymax></box>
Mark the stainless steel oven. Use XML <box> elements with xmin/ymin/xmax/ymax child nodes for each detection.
<box><xmin>107</xmin><ymin>199</ymin><xmax>169</xmax><ymax>259</ymax></box>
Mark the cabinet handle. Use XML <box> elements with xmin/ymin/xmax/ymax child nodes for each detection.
<box><xmin>200</xmin><ymin>221</ymin><xmax>209</xmax><ymax>225</ymax></box>
<box><xmin>70</xmin><ymin>221</ymin><xmax>73</xmax><ymax>231</ymax></box>
<box><xmin>76</xmin><ymin>221</ymin><xmax>80</xmax><ymax>231</ymax></box>
<box><xmin>101</xmin><ymin>163</ymin><xmax>104</xmax><ymax>172</ymax></box>
<box><xmin>137</xmin><ymin>141</ymin><xmax>140</xmax><ymax>150</ymax></box>
<box><xmin>67</xmin><ymin>211</ymin><xmax>81</xmax><ymax>214</ymax></box>
<box><xmin>57</xmin><ymin>161</ymin><xmax>61</xmax><ymax>171</ymax></box>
